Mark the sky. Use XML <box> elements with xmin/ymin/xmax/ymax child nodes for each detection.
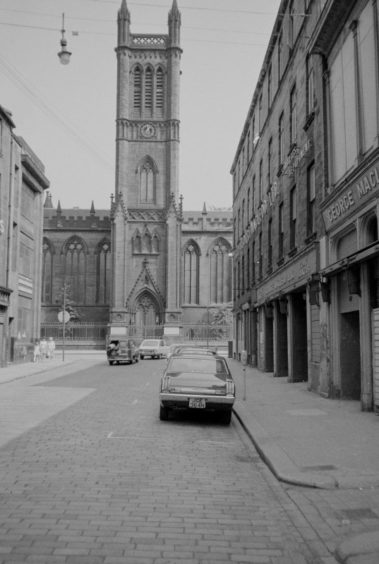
<box><xmin>0</xmin><ymin>0</ymin><xmax>281</xmax><ymax>212</ymax></box>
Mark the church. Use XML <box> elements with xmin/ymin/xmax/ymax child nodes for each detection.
<box><xmin>42</xmin><ymin>0</ymin><xmax>232</xmax><ymax>342</ymax></box>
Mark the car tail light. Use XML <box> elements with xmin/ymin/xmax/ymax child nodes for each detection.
<box><xmin>161</xmin><ymin>376</ymin><xmax>170</xmax><ymax>392</ymax></box>
<box><xmin>226</xmin><ymin>380</ymin><xmax>235</xmax><ymax>396</ymax></box>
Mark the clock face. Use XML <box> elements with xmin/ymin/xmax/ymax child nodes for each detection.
<box><xmin>141</xmin><ymin>123</ymin><xmax>155</xmax><ymax>138</ymax></box>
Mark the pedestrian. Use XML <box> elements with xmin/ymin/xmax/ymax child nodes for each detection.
<box><xmin>40</xmin><ymin>338</ymin><xmax>47</xmax><ymax>360</ymax></box>
<box><xmin>33</xmin><ymin>340</ymin><xmax>41</xmax><ymax>363</ymax></box>
<box><xmin>47</xmin><ymin>337</ymin><xmax>56</xmax><ymax>359</ymax></box>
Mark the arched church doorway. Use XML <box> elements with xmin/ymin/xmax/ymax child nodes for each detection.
<box><xmin>135</xmin><ymin>292</ymin><xmax>162</xmax><ymax>337</ymax></box>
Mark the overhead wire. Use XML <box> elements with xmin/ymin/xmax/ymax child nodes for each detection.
<box><xmin>0</xmin><ymin>54</ymin><xmax>113</xmax><ymax>170</ymax></box>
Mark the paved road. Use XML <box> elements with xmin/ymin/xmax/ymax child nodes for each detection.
<box><xmin>0</xmin><ymin>358</ymin><xmax>334</xmax><ymax>564</ymax></box>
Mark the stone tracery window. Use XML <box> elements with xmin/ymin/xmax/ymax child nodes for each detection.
<box><xmin>209</xmin><ymin>239</ymin><xmax>232</xmax><ymax>304</ymax></box>
<box><xmin>96</xmin><ymin>239</ymin><xmax>111</xmax><ymax>304</ymax></box>
<box><xmin>183</xmin><ymin>240</ymin><xmax>200</xmax><ymax>304</ymax></box>
<box><xmin>138</xmin><ymin>157</ymin><xmax>157</xmax><ymax>204</ymax></box>
<box><xmin>42</xmin><ymin>238</ymin><xmax>54</xmax><ymax>304</ymax></box>
<box><xmin>63</xmin><ymin>236</ymin><xmax>87</xmax><ymax>304</ymax></box>
<box><xmin>133</xmin><ymin>66</ymin><xmax>142</xmax><ymax>109</ymax></box>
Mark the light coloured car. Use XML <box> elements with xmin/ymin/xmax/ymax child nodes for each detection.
<box><xmin>139</xmin><ymin>339</ymin><xmax>168</xmax><ymax>359</ymax></box>
<box><xmin>166</xmin><ymin>343</ymin><xmax>217</xmax><ymax>360</ymax></box>
<box><xmin>159</xmin><ymin>354</ymin><xmax>235</xmax><ymax>424</ymax></box>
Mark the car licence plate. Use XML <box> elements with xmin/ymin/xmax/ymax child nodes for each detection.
<box><xmin>189</xmin><ymin>398</ymin><xmax>206</xmax><ymax>409</ymax></box>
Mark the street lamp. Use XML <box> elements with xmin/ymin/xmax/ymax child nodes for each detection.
<box><xmin>58</xmin><ymin>13</ymin><xmax>71</xmax><ymax>65</ymax></box>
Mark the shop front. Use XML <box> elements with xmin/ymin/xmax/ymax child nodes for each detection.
<box><xmin>321</xmin><ymin>156</ymin><xmax>379</xmax><ymax>411</ymax></box>
<box><xmin>256</xmin><ymin>248</ymin><xmax>319</xmax><ymax>383</ymax></box>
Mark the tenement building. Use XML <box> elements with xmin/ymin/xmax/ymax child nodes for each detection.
<box><xmin>0</xmin><ymin>106</ymin><xmax>49</xmax><ymax>366</ymax></box>
<box><xmin>42</xmin><ymin>0</ymin><xmax>232</xmax><ymax>343</ymax></box>
<box><xmin>231</xmin><ymin>0</ymin><xmax>379</xmax><ymax>412</ymax></box>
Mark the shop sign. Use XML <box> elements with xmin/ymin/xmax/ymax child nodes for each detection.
<box><xmin>257</xmin><ymin>251</ymin><xmax>317</xmax><ymax>302</ymax></box>
<box><xmin>323</xmin><ymin>160</ymin><xmax>379</xmax><ymax>230</ymax></box>
<box><xmin>250</xmin><ymin>181</ymin><xmax>279</xmax><ymax>234</ymax></box>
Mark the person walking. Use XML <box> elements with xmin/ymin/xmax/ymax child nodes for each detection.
<box><xmin>33</xmin><ymin>340</ymin><xmax>41</xmax><ymax>363</ymax></box>
<box><xmin>47</xmin><ymin>337</ymin><xmax>56</xmax><ymax>359</ymax></box>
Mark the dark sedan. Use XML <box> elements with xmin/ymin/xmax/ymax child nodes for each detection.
<box><xmin>159</xmin><ymin>354</ymin><xmax>235</xmax><ymax>424</ymax></box>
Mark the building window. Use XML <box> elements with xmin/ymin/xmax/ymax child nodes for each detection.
<box><xmin>252</xmin><ymin>176</ymin><xmax>256</xmax><ymax>214</ymax></box>
<box><xmin>247</xmin><ymin>130</ymin><xmax>251</xmax><ymax>161</ymax></box>
<box><xmin>278</xmin><ymin>112</ymin><xmax>284</xmax><ymax>166</ymax></box>
<box><xmin>267</xmin><ymin>64</ymin><xmax>272</xmax><ymax>107</ymax></box>
<box><xmin>268</xmin><ymin>218</ymin><xmax>272</xmax><ymax>270</ymax></box>
<box><xmin>156</xmin><ymin>67</ymin><xmax>164</xmax><ymax>109</ymax></box>
<box><xmin>237</xmin><ymin>209</ymin><xmax>241</xmax><ymax>241</ymax></box>
<box><xmin>252</xmin><ymin>241</ymin><xmax>255</xmax><ymax>284</ymax></box>
<box><xmin>258</xmin><ymin>232</ymin><xmax>263</xmax><ymax>279</ymax></box>
<box><xmin>289</xmin><ymin>1</ymin><xmax>295</xmax><ymax>48</ymax></box>
<box><xmin>139</xmin><ymin>157</ymin><xmax>156</xmax><ymax>203</ymax></box>
<box><xmin>329</xmin><ymin>32</ymin><xmax>356</xmax><ymax>182</ymax></box>
<box><xmin>277</xmin><ymin>32</ymin><xmax>282</xmax><ymax>81</ymax></box>
<box><xmin>247</xmin><ymin>188</ymin><xmax>250</xmax><ymax>223</ymax></box>
<box><xmin>306</xmin><ymin>56</ymin><xmax>315</xmax><ymax>116</ymax></box>
<box><xmin>259</xmin><ymin>94</ymin><xmax>263</xmax><ymax>132</ymax></box>
<box><xmin>290</xmin><ymin>86</ymin><xmax>297</xmax><ymax>145</ymax></box>
<box><xmin>133</xmin><ymin>66</ymin><xmax>142</xmax><ymax>108</ymax></box>
<box><xmin>42</xmin><ymin>238</ymin><xmax>53</xmax><ymax>304</ymax></box>
<box><xmin>259</xmin><ymin>160</ymin><xmax>263</xmax><ymax>204</ymax></box>
<box><xmin>64</xmin><ymin>237</ymin><xmax>87</xmax><ymax>304</ymax></box>
<box><xmin>241</xmin><ymin>199</ymin><xmax>245</xmax><ymax>232</ymax></box>
<box><xmin>307</xmin><ymin>163</ymin><xmax>316</xmax><ymax>235</ymax></box>
<box><xmin>290</xmin><ymin>187</ymin><xmax>297</xmax><ymax>249</ymax></box>
<box><xmin>183</xmin><ymin>241</ymin><xmax>200</xmax><ymax>304</ymax></box>
<box><xmin>268</xmin><ymin>137</ymin><xmax>273</xmax><ymax>186</ymax></box>
<box><xmin>145</xmin><ymin>67</ymin><xmax>153</xmax><ymax>109</ymax></box>
<box><xmin>96</xmin><ymin>239</ymin><xmax>111</xmax><ymax>304</ymax></box>
<box><xmin>278</xmin><ymin>202</ymin><xmax>284</xmax><ymax>259</ymax></box>
<box><xmin>241</xmin><ymin>255</ymin><xmax>245</xmax><ymax>294</ymax></box>
<box><xmin>247</xmin><ymin>247</ymin><xmax>250</xmax><ymax>289</ymax></box>
<box><xmin>207</xmin><ymin>239</ymin><xmax>233</xmax><ymax>303</ymax></box>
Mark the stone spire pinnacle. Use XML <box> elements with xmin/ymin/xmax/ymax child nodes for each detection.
<box><xmin>118</xmin><ymin>0</ymin><xmax>130</xmax><ymax>46</ymax></box>
<box><xmin>168</xmin><ymin>0</ymin><xmax>181</xmax><ymax>46</ymax></box>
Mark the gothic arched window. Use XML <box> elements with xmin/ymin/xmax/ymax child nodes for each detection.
<box><xmin>96</xmin><ymin>239</ymin><xmax>111</xmax><ymax>305</ymax></box>
<box><xmin>63</xmin><ymin>236</ymin><xmax>87</xmax><ymax>304</ymax></box>
<box><xmin>183</xmin><ymin>240</ymin><xmax>200</xmax><ymax>304</ymax></box>
<box><xmin>138</xmin><ymin>157</ymin><xmax>157</xmax><ymax>204</ymax></box>
<box><xmin>42</xmin><ymin>238</ymin><xmax>54</xmax><ymax>304</ymax></box>
<box><xmin>145</xmin><ymin>67</ymin><xmax>153</xmax><ymax>109</ymax></box>
<box><xmin>156</xmin><ymin>67</ymin><xmax>164</xmax><ymax>109</ymax></box>
<box><xmin>209</xmin><ymin>238</ymin><xmax>232</xmax><ymax>304</ymax></box>
<box><xmin>133</xmin><ymin>66</ymin><xmax>142</xmax><ymax>108</ymax></box>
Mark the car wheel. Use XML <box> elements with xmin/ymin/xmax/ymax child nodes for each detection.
<box><xmin>159</xmin><ymin>406</ymin><xmax>170</xmax><ymax>421</ymax></box>
<box><xmin>140</xmin><ymin>355</ymin><xmax>144</xmax><ymax>360</ymax></box>
<box><xmin>108</xmin><ymin>360</ymin><xmax>113</xmax><ymax>365</ymax></box>
<box><xmin>135</xmin><ymin>356</ymin><xmax>139</xmax><ymax>362</ymax></box>
<box><xmin>220</xmin><ymin>410</ymin><xmax>232</xmax><ymax>425</ymax></box>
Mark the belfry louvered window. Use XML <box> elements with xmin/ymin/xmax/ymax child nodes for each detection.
<box><xmin>156</xmin><ymin>67</ymin><xmax>164</xmax><ymax>109</ymax></box>
<box><xmin>133</xmin><ymin>67</ymin><xmax>142</xmax><ymax>108</ymax></box>
<box><xmin>145</xmin><ymin>67</ymin><xmax>153</xmax><ymax>109</ymax></box>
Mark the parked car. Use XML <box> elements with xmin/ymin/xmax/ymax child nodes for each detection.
<box><xmin>139</xmin><ymin>339</ymin><xmax>168</xmax><ymax>359</ymax></box>
<box><xmin>159</xmin><ymin>354</ymin><xmax>235</xmax><ymax>424</ymax></box>
<box><xmin>107</xmin><ymin>339</ymin><xmax>139</xmax><ymax>365</ymax></box>
<box><xmin>166</xmin><ymin>343</ymin><xmax>217</xmax><ymax>359</ymax></box>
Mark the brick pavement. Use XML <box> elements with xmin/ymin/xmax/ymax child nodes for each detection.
<box><xmin>0</xmin><ymin>355</ymin><xmax>338</xmax><ymax>563</ymax></box>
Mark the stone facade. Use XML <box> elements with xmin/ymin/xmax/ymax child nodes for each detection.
<box><xmin>42</xmin><ymin>0</ymin><xmax>232</xmax><ymax>339</ymax></box>
<box><xmin>232</xmin><ymin>0</ymin><xmax>379</xmax><ymax>412</ymax></box>
<box><xmin>0</xmin><ymin>106</ymin><xmax>49</xmax><ymax>366</ymax></box>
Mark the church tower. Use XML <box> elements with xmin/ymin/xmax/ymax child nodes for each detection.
<box><xmin>111</xmin><ymin>0</ymin><xmax>183</xmax><ymax>333</ymax></box>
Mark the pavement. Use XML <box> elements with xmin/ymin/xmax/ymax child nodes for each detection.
<box><xmin>229</xmin><ymin>358</ymin><xmax>379</xmax><ymax>564</ymax></box>
<box><xmin>1</xmin><ymin>352</ymin><xmax>379</xmax><ymax>563</ymax></box>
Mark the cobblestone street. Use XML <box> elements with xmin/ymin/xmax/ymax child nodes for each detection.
<box><xmin>0</xmin><ymin>358</ymin><xmax>336</xmax><ymax>564</ymax></box>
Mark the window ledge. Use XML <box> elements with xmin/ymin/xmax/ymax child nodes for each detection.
<box><xmin>305</xmin><ymin>232</ymin><xmax>317</xmax><ymax>244</ymax></box>
<box><xmin>288</xmin><ymin>247</ymin><xmax>297</xmax><ymax>257</ymax></box>
<box><xmin>277</xmin><ymin>257</ymin><xmax>284</xmax><ymax>267</ymax></box>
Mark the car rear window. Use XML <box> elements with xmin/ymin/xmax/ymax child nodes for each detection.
<box><xmin>168</xmin><ymin>357</ymin><xmax>228</xmax><ymax>375</ymax></box>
